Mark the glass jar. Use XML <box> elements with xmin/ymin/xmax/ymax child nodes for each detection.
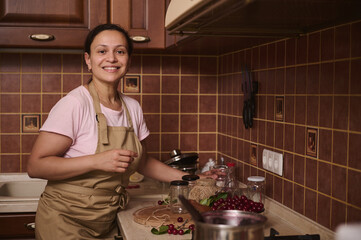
<box><xmin>169</xmin><ymin>180</ymin><xmax>189</xmax><ymax>214</ymax></box>
<box><xmin>182</xmin><ymin>174</ymin><xmax>200</xmax><ymax>191</ymax></box>
<box><xmin>210</xmin><ymin>164</ymin><xmax>228</xmax><ymax>187</ymax></box>
<box><xmin>247</xmin><ymin>176</ymin><xmax>265</xmax><ymax>204</ymax></box>
<box><xmin>224</xmin><ymin>162</ymin><xmax>239</xmax><ymax>196</ymax></box>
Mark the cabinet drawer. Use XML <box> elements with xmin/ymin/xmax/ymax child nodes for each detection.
<box><xmin>0</xmin><ymin>213</ymin><xmax>36</xmax><ymax>238</ymax></box>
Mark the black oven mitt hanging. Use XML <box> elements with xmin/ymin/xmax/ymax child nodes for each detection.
<box><xmin>242</xmin><ymin>66</ymin><xmax>258</xmax><ymax>129</ymax></box>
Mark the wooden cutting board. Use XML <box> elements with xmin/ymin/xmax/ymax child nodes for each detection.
<box><xmin>133</xmin><ymin>205</ymin><xmax>194</xmax><ymax>227</ymax></box>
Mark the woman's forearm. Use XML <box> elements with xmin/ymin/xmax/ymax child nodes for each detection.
<box><xmin>27</xmin><ymin>154</ymin><xmax>98</xmax><ymax>181</ymax></box>
<box><xmin>137</xmin><ymin>155</ymin><xmax>186</xmax><ymax>182</ymax></box>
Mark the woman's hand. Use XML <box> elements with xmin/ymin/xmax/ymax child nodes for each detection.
<box><xmin>198</xmin><ymin>170</ymin><xmax>218</xmax><ymax>180</ymax></box>
<box><xmin>94</xmin><ymin>149</ymin><xmax>138</xmax><ymax>173</ymax></box>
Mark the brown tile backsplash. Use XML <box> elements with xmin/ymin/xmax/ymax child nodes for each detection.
<box><xmin>0</xmin><ymin>20</ymin><xmax>360</xmax><ymax>232</ymax></box>
<box><xmin>1</xmin><ymin>74</ymin><xmax>20</xmax><ymax>92</ymax></box>
<box><xmin>142</xmin><ymin>56</ymin><xmax>160</xmax><ymax>74</ymax></box>
<box><xmin>214</xmin><ymin>23</ymin><xmax>361</xmax><ymax>230</ymax></box>
<box><xmin>305</xmin><ymin>189</ymin><xmax>317</xmax><ymax>222</ymax></box>
<box><xmin>161</xmin><ymin>76</ymin><xmax>179</xmax><ymax>94</ymax></box>
<box><xmin>335</xmin><ymin>25</ymin><xmax>350</xmax><ymax>59</ymax></box>
<box><xmin>321</xmin><ymin>28</ymin><xmax>334</xmax><ymax>61</ymax></box>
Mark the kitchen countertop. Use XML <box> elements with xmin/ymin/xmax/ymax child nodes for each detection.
<box><xmin>117</xmin><ymin>199</ymin><xmax>313</xmax><ymax>240</ymax></box>
<box><xmin>0</xmin><ymin>174</ymin><xmax>335</xmax><ymax>239</ymax></box>
<box><xmin>120</xmin><ymin>178</ymin><xmax>335</xmax><ymax>240</ymax></box>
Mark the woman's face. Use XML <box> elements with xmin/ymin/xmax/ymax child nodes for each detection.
<box><xmin>85</xmin><ymin>30</ymin><xmax>130</xmax><ymax>84</ymax></box>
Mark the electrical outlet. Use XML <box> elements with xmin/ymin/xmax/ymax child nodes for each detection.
<box><xmin>262</xmin><ymin>149</ymin><xmax>283</xmax><ymax>176</ymax></box>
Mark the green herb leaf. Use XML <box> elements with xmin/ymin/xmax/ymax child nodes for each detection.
<box><xmin>200</xmin><ymin>192</ymin><xmax>229</xmax><ymax>206</ymax></box>
<box><xmin>199</xmin><ymin>198</ymin><xmax>209</xmax><ymax>206</ymax></box>
<box><xmin>151</xmin><ymin>225</ymin><xmax>169</xmax><ymax>235</ymax></box>
<box><xmin>215</xmin><ymin>192</ymin><xmax>228</xmax><ymax>201</ymax></box>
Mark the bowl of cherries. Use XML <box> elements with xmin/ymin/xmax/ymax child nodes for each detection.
<box><xmin>200</xmin><ymin>192</ymin><xmax>264</xmax><ymax>213</ymax></box>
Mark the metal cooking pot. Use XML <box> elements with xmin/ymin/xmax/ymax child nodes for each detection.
<box><xmin>193</xmin><ymin>210</ymin><xmax>267</xmax><ymax>240</ymax></box>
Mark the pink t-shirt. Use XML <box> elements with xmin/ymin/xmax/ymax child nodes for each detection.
<box><xmin>40</xmin><ymin>86</ymin><xmax>149</xmax><ymax>158</ymax></box>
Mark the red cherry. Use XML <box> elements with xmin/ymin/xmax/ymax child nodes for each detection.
<box><xmin>167</xmin><ymin>229</ymin><xmax>172</xmax><ymax>234</ymax></box>
<box><xmin>178</xmin><ymin>229</ymin><xmax>184</xmax><ymax>235</ymax></box>
<box><xmin>168</xmin><ymin>224</ymin><xmax>174</xmax><ymax>230</ymax></box>
<box><xmin>177</xmin><ymin>217</ymin><xmax>183</xmax><ymax>222</ymax></box>
<box><xmin>157</xmin><ymin>200</ymin><xmax>163</xmax><ymax>205</ymax></box>
<box><xmin>256</xmin><ymin>206</ymin><xmax>263</xmax><ymax>212</ymax></box>
<box><xmin>172</xmin><ymin>229</ymin><xmax>178</xmax><ymax>235</ymax></box>
<box><xmin>188</xmin><ymin>224</ymin><xmax>195</xmax><ymax>231</ymax></box>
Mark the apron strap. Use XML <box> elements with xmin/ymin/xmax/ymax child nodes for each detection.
<box><xmin>88</xmin><ymin>82</ymin><xmax>109</xmax><ymax>144</ymax></box>
<box><xmin>88</xmin><ymin>81</ymin><xmax>134</xmax><ymax>144</ymax></box>
<box><xmin>119</xmin><ymin>96</ymin><xmax>134</xmax><ymax>130</ymax></box>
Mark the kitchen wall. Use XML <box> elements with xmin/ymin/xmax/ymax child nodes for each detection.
<box><xmin>217</xmin><ymin>20</ymin><xmax>361</xmax><ymax>231</ymax></box>
<box><xmin>0</xmin><ymin>20</ymin><xmax>360</xmax><ymax>231</ymax></box>
<box><xmin>0</xmin><ymin>51</ymin><xmax>218</xmax><ymax>170</ymax></box>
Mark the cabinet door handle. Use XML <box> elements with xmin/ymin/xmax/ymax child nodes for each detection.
<box><xmin>25</xmin><ymin>222</ymin><xmax>36</xmax><ymax>230</ymax></box>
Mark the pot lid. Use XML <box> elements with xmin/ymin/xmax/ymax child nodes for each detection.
<box><xmin>165</xmin><ymin>149</ymin><xmax>199</xmax><ymax>166</ymax></box>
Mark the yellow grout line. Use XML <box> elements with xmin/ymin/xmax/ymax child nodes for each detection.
<box><xmin>0</xmin><ymin>68</ymin><xmax>1</xmax><ymax>170</ymax></box>
<box><xmin>315</xmin><ymin>31</ymin><xmax>322</xmax><ymax>223</ymax></box>
<box><xmin>178</xmin><ymin>56</ymin><xmax>181</xmax><ymax>151</ymax></box>
<box><xmin>158</xmin><ymin>56</ymin><xmax>161</xmax><ymax>161</ymax></box>
<box><xmin>197</xmin><ymin>56</ymin><xmax>200</xmax><ymax>154</ymax></box>
<box><xmin>345</xmin><ymin>23</ymin><xmax>353</xmax><ymax>223</ymax></box>
<box><xmin>292</xmin><ymin>38</ymin><xmax>297</xmax><ymax>210</ymax></box>
<box><xmin>19</xmin><ymin>53</ymin><xmax>22</xmax><ymax>172</ymax></box>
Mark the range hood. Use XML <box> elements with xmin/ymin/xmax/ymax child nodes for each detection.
<box><xmin>165</xmin><ymin>0</ymin><xmax>361</xmax><ymax>38</ymax></box>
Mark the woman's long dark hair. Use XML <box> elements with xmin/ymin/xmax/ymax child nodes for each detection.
<box><xmin>84</xmin><ymin>24</ymin><xmax>133</xmax><ymax>56</ymax></box>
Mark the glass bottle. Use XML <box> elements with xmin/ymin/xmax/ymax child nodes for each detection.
<box><xmin>246</xmin><ymin>176</ymin><xmax>265</xmax><ymax>204</ymax></box>
<box><xmin>225</xmin><ymin>162</ymin><xmax>238</xmax><ymax>195</ymax></box>
<box><xmin>169</xmin><ymin>180</ymin><xmax>189</xmax><ymax>214</ymax></box>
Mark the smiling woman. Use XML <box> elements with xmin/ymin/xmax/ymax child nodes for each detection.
<box><xmin>84</xmin><ymin>29</ymin><xmax>130</xmax><ymax>90</ymax></box>
<box><xmin>26</xmin><ymin>23</ymin><xmax>217</xmax><ymax>240</ymax></box>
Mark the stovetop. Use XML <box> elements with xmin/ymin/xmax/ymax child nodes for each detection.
<box><xmin>264</xmin><ymin>228</ymin><xmax>320</xmax><ymax>240</ymax></box>
<box><xmin>190</xmin><ymin>228</ymin><xmax>321</xmax><ymax>240</ymax></box>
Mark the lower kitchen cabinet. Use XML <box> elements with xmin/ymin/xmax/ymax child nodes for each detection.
<box><xmin>0</xmin><ymin>213</ymin><xmax>36</xmax><ymax>239</ymax></box>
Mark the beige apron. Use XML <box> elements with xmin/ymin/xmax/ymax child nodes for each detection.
<box><xmin>35</xmin><ymin>82</ymin><xmax>143</xmax><ymax>240</ymax></box>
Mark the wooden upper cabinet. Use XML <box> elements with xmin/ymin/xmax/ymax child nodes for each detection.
<box><xmin>110</xmin><ymin>0</ymin><xmax>166</xmax><ymax>49</ymax></box>
<box><xmin>0</xmin><ymin>0</ymin><xmax>107</xmax><ymax>48</ymax></box>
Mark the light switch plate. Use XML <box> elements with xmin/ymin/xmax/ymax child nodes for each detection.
<box><xmin>262</xmin><ymin>149</ymin><xmax>283</xmax><ymax>176</ymax></box>
<box><xmin>262</xmin><ymin>150</ymin><xmax>268</xmax><ymax>170</ymax></box>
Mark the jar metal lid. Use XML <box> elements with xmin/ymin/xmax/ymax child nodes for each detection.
<box><xmin>182</xmin><ymin>174</ymin><xmax>200</xmax><ymax>181</ymax></box>
<box><xmin>165</xmin><ymin>149</ymin><xmax>198</xmax><ymax>166</ymax></box>
<box><xmin>170</xmin><ymin>180</ymin><xmax>189</xmax><ymax>186</ymax></box>
<box><xmin>247</xmin><ymin>176</ymin><xmax>265</xmax><ymax>182</ymax></box>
